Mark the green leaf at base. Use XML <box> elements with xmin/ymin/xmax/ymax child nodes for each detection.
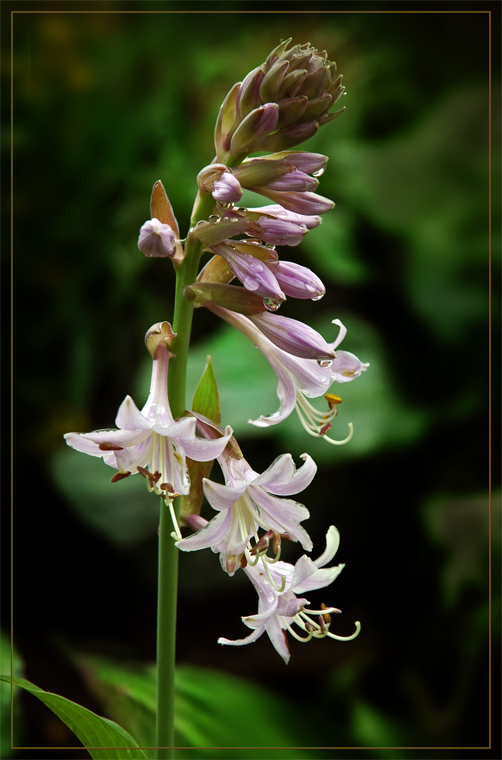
<box><xmin>0</xmin><ymin>675</ymin><xmax>147</xmax><ymax>760</ymax></box>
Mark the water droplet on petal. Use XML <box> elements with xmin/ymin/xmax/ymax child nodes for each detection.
<box><xmin>312</xmin><ymin>293</ymin><xmax>324</xmax><ymax>301</ymax></box>
<box><xmin>243</xmin><ymin>277</ymin><xmax>260</xmax><ymax>291</ymax></box>
<box><xmin>264</xmin><ymin>298</ymin><xmax>281</xmax><ymax>312</ymax></box>
<box><xmin>208</xmin><ymin>214</ymin><xmax>219</xmax><ymax>221</ymax></box>
<box><xmin>317</xmin><ymin>358</ymin><xmax>333</xmax><ymax>368</ymax></box>
<box><xmin>312</xmin><ymin>168</ymin><xmax>325</xmax><ymax>177</ymax></box>
<box><xmin>230</xmin><ymin>216</ymin><xmax>240</xmax><ymax>223</ymax></box>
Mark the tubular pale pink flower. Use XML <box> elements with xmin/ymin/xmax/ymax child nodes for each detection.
<box><xmin>209</xmin><ymin>305</ymin><xmax>368</xmax><ymax>442</ymax></box>
<box><xmin>249</xmin><ymin>312</ymin><xmax>335</xmax><ymax>361</ymax></box>
<box><xmin>218</xmin><ymin>526</ymin><xmax>361</xmax><ymax>663</ymax></box>
<box><xmin>176</xmin><ymin>452</ymin><xmax>317</xmax><ymax>574</ymax></box>
<box><xmin>138</xmin><ymin>218</ymin><xmax>176</xmax><ymax>258</ymax></box>
<box><xmin>64</xmin><ymin>342</ymin><xmax>232</xmax><ymax>496</ymax></box>
<box><xmin>250</xmin><ymin>203</ymin><xmax>323</xmax><ymax>229</ymax></box>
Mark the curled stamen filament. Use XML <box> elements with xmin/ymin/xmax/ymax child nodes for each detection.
<box><xmin>288</xmin><ymin>608</ymin><xmax>361</xmax><ymax>642</ymax></box>
<box><xmin>261</xmin><ymin>555</ymin><xmax>286</xmax><ymax>593</ymax></box>
<box><xmin>263</xmin><ymin>545</ymin><xmax>282</xmax><ymax>564</ymax></box>
<box><xmin>296</xmin><ymin>395</ymin><xmax>354</xmax><ymax>445</ymax></box>
<box><xmin>285</xmin><ymin>621</ymin><xmax>313</xmax><ymax>642</ymax></box>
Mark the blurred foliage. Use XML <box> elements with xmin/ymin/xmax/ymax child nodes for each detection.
<box><xmin>0</xmin><ymin>632</ymin><xmax>24</xmax><ymax>758</ymax></box>
<box><xmin>70</xmin><ymin>652</ymin><xmax>318</xmax><ymax>758</ymax></box>
<box><xmin>9</xmin><ymin>4</ymin><xmax>499</xmax><ymax>758</ymax></box>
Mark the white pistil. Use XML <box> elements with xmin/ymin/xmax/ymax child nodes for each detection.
<box><xmin>169</xmin><ymin>501</ymin><xmax>183</xmax><ymax>541</ymax></box>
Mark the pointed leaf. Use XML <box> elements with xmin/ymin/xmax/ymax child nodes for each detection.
<box><xmin>191</xmin><ymin>356</ymin><xmax>221</xmax><ymax>425</ymax></box>
<box><xmin>180</xmin><ymin>357</ymin><xmax>220</xmax><ymax>521</ymax></box>
<box><xmin>0</xmin><ymin>675</ymin><xmax>147</xmax><ymax>759</ymax></box>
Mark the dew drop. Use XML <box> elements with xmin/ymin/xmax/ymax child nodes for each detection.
<box><xmin>317</xmin><ymin>358</ymin><xmax>333</xmax><ymax>368</ymax></box>
<box><xmin>312</xmin><ymin>293</ymin><xmax>324</xmax><ymax>301</ymax></box>
<box><xmin>264</xmin><ymin>298</ymin><xmax>281</xmax><ymax>312</ymax></box>
<box><xmin>230</xmin><ymin>216</ymin><xmax>240</xmax><ymax>223</ymax></box>
<box><xmin>312</xmin><ymin>168</ymin><xmax>325</xmax><ymax>177</ymax></box>
<box><xmin>208</xmin><ymin>214</ymin><xmax>219</xmax><ymax>221</ymax></box>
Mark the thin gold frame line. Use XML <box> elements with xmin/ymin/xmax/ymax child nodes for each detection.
<box><xmin>9</xmin><ymin>5</ymin><xmax>494</xmax><ymax>754</ymax></box>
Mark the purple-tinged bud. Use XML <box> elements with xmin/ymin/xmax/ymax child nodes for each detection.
<box><xmin>214</xmin><ymin>40</ymin><xmax>345</xmax><ymax>160</ymax></box>
<box><xmin>138</xmin><ymin>218</ymin><xmax>176</xmax><ymax>258</ymax></box>
<box><xmin>197</xmin><ymin>164</ymin><xmax>243</xmax><ymax>203</ymax></box>
<box><xmin>212</xmin><ymin>173</ymin><xmax>243</xmax><ymax>203</ymax></box>
<box><xmin>237</xmin><ymin>67</ymin><xmax>265</xmax><ymax>119</ymax></box>
<box><xmin>229</xmin><ymin>103</ymin><xmax>279</xmax><ymax>162</ymax></box>
<box><xmin>252</xmin><ymin>121</ymin><xmax>319</xmax><ymax>153</ymax></box>
<box><xmin>211</xmin><ymin>243</ymin><xmax>285</xmax><ymax>301</ymax></box>
<box><xmin>252</xmin><ymin>217</ymin><xmax>308</xmax><ymax>247</ymax></box>
<box><xmin>272</xmin><ymin>261</ymin><xmax>326</xmax><ymax>300</ymax></box>
<box><xmin>250</xmin><ymin>204</ymin><xmax>322</xmax><ymax>230</ymax></box>
<box><xmin>276</xmin><ymin>96</ymin><xmax>308</xmax><ymax>129</ymax></box>
<box><xmin>262</xmin><ymin>151</ymin><xmax>328</xmax><ymax>174</ymax></box>
<box><xmin>255</xmin><ymin>189</ymin><xmax>334</xmax><ymax>216</ymax></box>
<box><xmin>263</xmin><ymin>169</ymin><xmax>318</xmax><ymax>192</ymax></box>
<box><xmin>249</xmin><ymin>312</ymin><xmax>335</xmax><ymax>361</ymax></box>
<box><xmin>214</xmin><ymin>82</ymin><xmax>240</xmax><ymax>161</ymax></box>
<box><xmin>185</xmin><ymin>283</ymin><xmax>267</xmax><ymax>316</ymax></box>
<box><xmin>233</xmin><ymin>159</ymin><xmax>292</xmax><ymax>188</ymax></box>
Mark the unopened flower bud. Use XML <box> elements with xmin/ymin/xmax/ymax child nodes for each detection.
<box><xmin>213</xmin><ymin>173</ymin><xmax>243</xmax><ymax>203</ymax></box>
<box><xmin>145</xmin><ymin>321</ymin><xmax>176</xmax><ymax>357</ymax></box>
<box><xmin>138</xmin><ymin>219</ymin><xmax>176</xmax><ymax>258</ymax></box>
<box><xmin>214</xmin><ymin>40</ymin><xmax>345</xmax><ymax>162</ymax></box>
<box><xmin>229</xmin><ymin>103</ymin><xmax>280</xmax><ymax>163</ymax></box>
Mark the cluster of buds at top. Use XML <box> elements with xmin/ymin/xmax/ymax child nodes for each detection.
<box><xmin>214</xmin><ymin>38</ymin><xmax>345</xmax><ymax>165</ymax></box>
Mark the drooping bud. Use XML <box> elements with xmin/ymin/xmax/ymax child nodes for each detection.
<box><xmin>138</xmin><ymin>218</ymin><xmax>176</xmax><ymax>258</ymax></box>
<box><xmin>145</xmin><ymin>321</ymin><xmax>176</xmax><ymax>358</ymax></box>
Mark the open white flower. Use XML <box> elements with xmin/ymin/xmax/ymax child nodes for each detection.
<box><xmin>64</xmin><ymin>332</ymin><xmax>232</xmax><ymax>497</ymax></box>
<box><xmin>218</xmin><ymin>526</ymin><xmax>361</xmax><ymax>663</ymax></box>
<box><xmin>176</xmin><ymin>450</ymin><xmax>316</xmax><ymax>574</ymax></box>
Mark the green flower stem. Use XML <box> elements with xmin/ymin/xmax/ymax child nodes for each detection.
<box><xmin>155</xmin><ymin>189</ymin><xmax>216</xmax><ymax>760</ymax></box>
<box><xmin>156</xmin><ymin>497</ymin><xmax>179</xmax><ymax>760</ymax></box>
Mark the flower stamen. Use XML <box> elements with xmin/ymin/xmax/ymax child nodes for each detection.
<box><xmin>295</xmin><ymin>393</ymin><xmax>353</xmax><ymax>445</ymax></box>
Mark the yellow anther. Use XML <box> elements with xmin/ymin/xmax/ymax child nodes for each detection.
<box><xmin>324</xmin><ymin>394</ymin><xmax>342</xmax><ymax>408</ymax></box>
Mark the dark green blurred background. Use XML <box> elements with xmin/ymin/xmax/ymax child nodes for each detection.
<box><xmin>6</xmin><ymin>3</ymin><xmax>501</xmax><ymax>758</ymax></box>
